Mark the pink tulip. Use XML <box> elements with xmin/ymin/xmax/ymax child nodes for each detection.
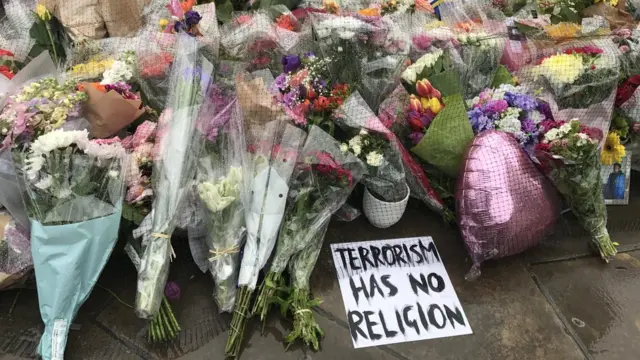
<box><xmin>409</xmin><ymin>95</ymin><xmax>423</xmax><ymax>112</ymax></box>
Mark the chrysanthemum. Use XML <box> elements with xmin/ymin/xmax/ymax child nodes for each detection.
<box><xmin>601</xmin><ymin>132</ymin><xmax>626</xmax><ymax>165</ymax></box>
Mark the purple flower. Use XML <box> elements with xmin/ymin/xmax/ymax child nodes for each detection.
<box><xmin>282</xmin><ymin>90</ymin><xmax>298</xmax><ymax>107</ymax></box>
<box><xmin>304</xmin><ymin>51</ymin><xmax>316</xmax><ymax>58</ymax></box>
<box><xmin>274</xmin><ymin>73</ymin><xmax>287</xmax><ymax>90</ymax></box>
<box><xmin>521</xmin><ymin>118</ymin><xmax>537</xmax><ymax>134</ymax></box>
<box><xmin>315</xmin><ymin>79</ymin><xmax>327</xmax><ymax>88</ymax></box>
<box><xmin>484</xmin><ymin>99</ymin><xmax>509</xmax><ymax>114</ymax></box>
<box><xmin>165</xmin><ymin>281</ymin><xmax>181</xmax><ymax>301</ymax></box>
<box><xmin>468</xmin><ymin>108</ymin><xmax>495</xmax><ymax>133</ymax></box>
<box><xmin>185</xmin><ymin>10</ymin><xmax>202</xmax><ymax>26</ymax></box>
<box><xmin>505</xmin><ymin>92</ymin><xmax>537</xmax><ymax>111</ymax></box>
<box><xmin>537</xmin><ymin>101</ymin><xmax>553</xmax><ymax>120</ymax></box>
<box><xmin>408</xmin><ymin>131</ymin><xmax>425</xmax><ymax>145</ymax></box>
<box><xmin>281</xmin><ymin>55</ymin><xmax>302</xmax><ymax>73</ymax></box>
<box><xmin>174</xmin><ymin>20</ymin><xmax>185</xmax><ymax>33</ymax></box>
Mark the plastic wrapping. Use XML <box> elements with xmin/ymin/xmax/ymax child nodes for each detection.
<box><xmin>267</xmin><ymin>5</ymin><xmax>314</xmax><ymax>55</ymax></box>
<box><xmin>335</xmin><ymin>91</ymin><xmax>408</xmax><ymax>202</ymax></box>
<box><xmin>194</xmin><ymin>98</ymin><xmax>247</xmax><ymax>313</ymax></box>
<box><xmin>220</xmin><ymin>12</ymin><xmax>279</xmax><ymax>71</ymax></box>
<box><xmin>457</xmin><ymin>131</ymin><xmax>561</xmax><ymax>280</ymax></box>
<box><xmin>12</xmin><ymin>129</ymin><xmax>126</xmax><ymax>360</ymax></box>
<box><xmin>0</xmin><ymin>211</ymin><xmax>31</xmax><ymax>290</ymax></box>
<box><xmin>252</xmin><ymin>125</ymin><xmax>365</xmax><ymax>321</ymax></box>
<box><xmin>535</xmin><ymin>119</ymin><xmax>618</xmax><ymax>261</ymax></box>
<box><xmin>0</xmin><ymin>51</ymin><xmax>58</xmax><ymax>108</ymax></box>
<box><xmin>453</xmin><ymin>33</ymin><xmax>506</xmax><ymax>100</ymax></box>
<box><xmin>135</xmin><ymin>35</ymin><xmax>213</xmax><ymax>319</ymax></box>
<box><xmin>0</xmin><ymin>0</ymin><xmax>37</xmax><ymax>62</ymax></box>
<box><xmin>521</xmin><ymin>39</ymin><xmax>620</xmax><ymax>144</ymax></box>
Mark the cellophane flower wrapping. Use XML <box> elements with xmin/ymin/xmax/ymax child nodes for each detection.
<box><xmin>0</xmin><ymin>210</ymin><xmax>31</xmax><ymax>290</ymax></box>
<box><xmin>452</xmin><ymin>32</ymin><xmax>506</xmax><ymax>100</ymax></box>
<box><xmin>520</xmin><ymin>39</ymin><xmax>620</xmax><ymax>142</ymax></box>
<box><xmin>335</xmin><ymin>91</ymin><xmax>408</xmax><ymax>202</ymax></box>
<box><xmin>535</xmin><ymin>119</ymin><xmax>617</xmax><ymax>261</ymax></box>
<box><xmin>268</xmin><ymin>5</ymin><xmax>314</xmax><ymax>56</ymax></box>
<box><xmin>310</xmin><ymin>11</ymin><xmax>409</xmax><ymax>110</ymax></box>
<box><xmin>266</xmin><ymin>125</ymin><xmax>365</xmax><ymax>281</ymax></box>
<box><xmin>220</xmin><ymin>12</ymin><xmax>280</xmax><ymax>72</ymax></box>
<box><xmin>409</xmin><ymin>13</ymin><xmax>457</xmax><ymax>59</ymax></box>
<box><xmin>135</xmin><ymin>35</ymin><xmax>213</xmax><ymax>319</ymax></box>
<box><xmin>12</xmin><ymin>129</ymin><xmax>126</xmax><ymax>360</ymax></box>
<box><xmin>194</xmin><ymin>96</ymin><xmax>247</xmax><ymax>312</ymax></box>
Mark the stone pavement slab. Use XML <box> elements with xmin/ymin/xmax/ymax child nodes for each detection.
<box><xmin>531</xmin><ymin>251</ymin><xmax>640</xmax><ymax>360</ymax></box>
<box><xmin>307</xmin><ymin>202</ymin><xmax>584</xmax><ymax>360</ymax></box>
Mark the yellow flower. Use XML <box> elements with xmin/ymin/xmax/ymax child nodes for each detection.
<box><xmin>544</xmin><ymin>23</ymin><xmax>581</xmax><ymax>40</ymax></box>
<box><xmin>358</xmin><ymin>8</ymin><xmax>380</xmax><ymax>17</ymax></box>
<box><xmin>159</xmin><ymin>18</ymin><xmax>169</xmax><ymax>29</ymax></box>
<box><xmin>428</xmin><ymin>97</ymin><xmax>442</xmax><ymax>114</ymax></box>
<box><xmin>601</xmin><ymin>132</ymin><xmax>626</xmax><ymax>165</ymax></box>
<box><xmin>35</xmin><ymin>3</ymin><xmax>51</xmax><ymax>21</ymax></box>
<box><xmin>537</xmin><ymin>54</ymin><xmax>584</xmax><ymax>85</ymax></box>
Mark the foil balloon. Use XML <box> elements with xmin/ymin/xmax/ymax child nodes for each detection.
<box><xmin>457</xmin><ymin>131</ymin><xmax>561</xmax><ymax>280</ymax></box>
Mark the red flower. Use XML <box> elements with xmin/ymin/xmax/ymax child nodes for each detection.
<box><xmin>0</xmin><ymin>49</ymin><xmax>14</xmax><ymax>57</ymax></box>
<box><xmin>579</xmin><ymin>124</ymin><xmax>603</xmax><ymax>141</ymax></box>
<box><xmin>313</xmin><ymin>96</ymin><xmax>330</xmax><ymax>111</ymax></box>
<box><xmin>0</xmin><ymin>65</ymin><xmax>14</xmax><ymax>79</ymax></box>
<box><xmin>251</xmin><ymin>55</ymin><xmax>271</xmax><ymax>67</ymax></box>
<box><xmin>276</xmin><ymin>15</ymin><xmax>298</xmax><ymax>31</ymax></box>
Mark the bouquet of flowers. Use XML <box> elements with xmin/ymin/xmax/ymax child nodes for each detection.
<box><xmin>220</xmin><ymin>13</ymin><xmax>280</xmax><ymax>72</ymax></box>
<box><xmin>270</xmin><ymin>52</ymin><xmax>351</xmax><ymax>132</ymax></box>
<box><xmin>400</xmin><ymin>53</ymin><xmax>474</xmax><ymax>177</ymax></box>
<box><xmin>159</xmin><ymin>0</ymin><xmax>203</xmax><ymax>36</ymax></box>
<box><xmin>454</xmin><ymin>31</ymin><xmax>505</xmax><ymax>99</ymax></box>
<box><xmin>269</xmin><ymin>5</ymin><xmax>314</xmax><ymax>55</ymax></box>
<box><xmin>194</xmin><ymin>98</ymin><xmax>247</xmax><ymax>312</ymax></box>
<box><xmin>0</xmin><ymin>77</ymin><xmax>88</xmax><ymax>148</ymax></box>
<box><xmin>467</xmin><ymin>84</ymin><xmax>554</xmax><ymax>154</ymax></box>
<box><xmin>335</xmin><ymin>92</ymin><xmax>407</xmax><ymax>203</ymax></box>
<box><xmin>122</xmin><ymin>121</ymin><xmax>158</xmax><ymax>225</ymax></box>
<box><xmin>135</xmin><ymin>35</ymin><xmax>213</xmax><ymax>320</ymax></box>
<box><xmin>533</xmin><ymin>45</ymin><xmax>619</xmax><ymax>110</ymax></box>
<box><xmin>409</xmin><ymin>17</ymin><xmax>458</xmax><ymax>58</ymax></box>
<box><xmin>13</xmin><ymin>129</ymin><xmax>126</xmax><ymax>360</ymax></box>
<box><xmin>0</xmin><ymin>211</ymin><xmax>31</xmax><ymax>290</ymax></box>
<box><xmin>379</xmin><ymin>0</ymin><xmax>435</xmax><ymax>14</ymax></box>
<box><xmin>538</xmin><ymin>0</ymin><xmax>593</xmax><ymax>23</ymax></box>
<box><xmin>535</xmin><ymin>119</ymin><xmax>617</xmax><ymax>260</ymax></box>
<box><xmin>252</xmin><ymin>126</ymin><xmax>365</xmax><ymax>350</ymax></box>
<box><xmin>225</xmin><ymin>120</ymin><xmax>306</xmax><ymax>358</ymax></box>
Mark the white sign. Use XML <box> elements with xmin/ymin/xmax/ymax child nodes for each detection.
<box><xmin>330</xmin><ymin>236</ymin><xmax>472</xmax><ymax>348</ymax></box>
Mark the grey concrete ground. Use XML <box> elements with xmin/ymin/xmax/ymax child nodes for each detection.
<box><xmin>2</xmin><ymin>186</ymin><xmax>640</xmax><ymax>360</ymax></box>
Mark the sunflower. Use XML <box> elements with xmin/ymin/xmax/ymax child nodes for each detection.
<box><xmin>601</xmin><ymin>132</ymin><xmax>626</xmax><ymax>165</ymax></box>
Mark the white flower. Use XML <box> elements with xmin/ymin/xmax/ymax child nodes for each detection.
<box><xmin>401</xmin><ymin>49</ymin><xmax>443</xmax><ymax>83</ymax></box>
<box><xmin>401</xmin><ymin>68</ymin><xmax>417</xmax><ymax>83</ymax></box>
<box><xmin>544</xmin><ymin>128</ymin><xmax>562</xmax><ymax>143</ymax></box>
<box><xmin>559</xmin><ymin>123</ymin><xmax>572</xmax><ymax>134</ymax></box>
<box><xmin>340</xmin><ymin>143</ymin><xmax>349</xmax><ymax>153</ymax></box>
<box><xmin>366</xmin><ymin>151</ymin><xmax>384</xmax><ymax>167</ymax></box>
<box><xmin>101</xmin><ymin>60</ymin><xmax>133</xmax><ymax>85</ymax></box>
<box><xmin>108</xmin><ymin>170</ymin><xmax>119</xmax><ymax>178</ymax></box>
<box><xmin>1</xmin><ymin>128</ymin><xmax>6</xmax><ymax>135</ymax></box>
<box><xmin>56</xmin><ymin>188</ymin><xmax>72</xmax><ymax>199</ymax></box>
<box><xmin>359</xmin><ymin>129</ymin><xmax>368</xmax><ymax>135</ymax></box>
<box><xmin>197</xmin><ymin>166</ymin><xmax>243</xmax><ymax>213</ymax></box>
<box><xmin>348</xmin><ymin>135</ymin><xmax>362</xmax><ymax>155</ymax></box>
<box><xmin>496</xmin><ymin>116</ymin><xmax>523</xmax><ymax>138</ymax></box>
<box><xmin>337</xmin><ymin>46</ymin><xmax>343</xmax><ymax>52</ymax></box>
<box><xmin>528</xmin><ymin>110</ymin><xmax>544</xmax><ymax>124</ymax></box>
<box><xmin>34</xmin><ymin>175</ymin><xmax>53</xmax><ymax>190</ymax></box>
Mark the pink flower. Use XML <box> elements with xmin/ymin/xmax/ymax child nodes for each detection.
<box><xmin>615</xmin><ymin>28</ymin><xmax>632</xmax><ymax>38</ymax></box>
<box><xmin>92</xmin><ymin>137</ymin><xmax>121</xmax><ymax>145</ymax></box>
<box><xmin>126</xmin><ymin>184</ymin><xmax>146</xmax><ymax>203</ymax></box>
<box><xmin>235</xmin><ymin>14</ymin><xmax>253</xmax><ymax>25</ymax></box>
<box><xmin>166</xmin><ymin>0</ymin><xmax>184</xmax><ymax>19</ymax></box>
<box><xmin>288</xmin><ymin>69</ymin><xmax>309</xmax><ymax>87</ymax></box>
<box><xmin>412</xmin><ymin>35</ymin><xmax>433</xmax><ymax>51</ymax></box>
<box><xmin>620</xmin><ymin>45</ymin><xmax>630</xmax><ymax>53</ymax></box>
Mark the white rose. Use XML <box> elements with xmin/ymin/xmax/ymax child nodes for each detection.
<box><xmin>401</xmin><ymin>68</ymin><xmax>417</xmax><ymax>83</ymax></box>
<box><xmin>366</xmin><ymin>151</ymin><xmax>384</xmax><ymax>167</ymax></box>
<box><xmin>340</xmin><ymin>143</ymin><xmax>349</xmax><ymax>153</ymax></box>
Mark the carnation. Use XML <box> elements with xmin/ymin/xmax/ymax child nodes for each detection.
<box><xmin>366</xmin><ymin>151</ymin><xmax>384</xmax><ymax>167</ymax></box>
<box><xmin>537</xmin><ymin>54</ymin><xmax>584</xmax><ymax>85</ymax></box>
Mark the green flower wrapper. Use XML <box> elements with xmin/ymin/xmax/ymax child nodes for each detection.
<box><xmin>410</xmin><ymin>94</ymin><xmax>474</xmax><ymax>177</ymax></box>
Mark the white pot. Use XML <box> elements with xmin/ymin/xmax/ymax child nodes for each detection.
<box><xmin>363</xmin><ymin>184</ymin><xmax>410</xmax><ymax>229</ymax></box>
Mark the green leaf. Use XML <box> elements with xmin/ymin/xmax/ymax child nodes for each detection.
<box><xmin>215</xmin><ymin>0</ymin><xmax>233</xmax><ymax>23</ymax></box>
<box><xmin>491</xmin><ymin>65</ymin><xmax>515</xmax><ymax>88</ymax></box>
<box><xmin>411</xmin><ymin>94</ymin><xmax>474</xmax><ymax>177</ymax></box>
<box><xmin>29</xmin><ymin>21</ymin><xmax>50</xmax><ymax>44</ymax></box>
<box><xmin>27</xmin><ymin>43</ymin><xmax>48</xmax><ymax>59</ymax></box>
<box><xmin>428</xmin><ymin>69</ymin><xmax>463</xmax><ymax>97</ymax></box>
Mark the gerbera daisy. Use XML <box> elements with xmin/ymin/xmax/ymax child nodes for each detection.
<box><xmin>601</xmin><ymin>132</ymin><xmax>626</xmax><ymax>165</ymax></box>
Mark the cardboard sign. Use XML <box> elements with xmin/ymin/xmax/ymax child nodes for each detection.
<box><xmin>330</xmin><ymin>237</ymin><xmax>472</xmax><ymax>348</ymax></box>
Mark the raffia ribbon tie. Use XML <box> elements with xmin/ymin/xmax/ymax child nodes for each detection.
<box><xmin>295</xmin><ymin>309</ymin><xmax>312</xmax><ymax>315</ymax></box>
<box><xmin>209</xmin><ymin>246</ymin><xmax>240</xmax><ymax>261</ymax></box>
<box><xmin>151</xmin><ymin>232</ymin><xmax>171</xmax><ymax>239</ymax></box>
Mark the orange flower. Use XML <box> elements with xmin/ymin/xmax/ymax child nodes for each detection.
<box><xmin>358</xmin><ymin>7</ymin><xmax>380</xmax><ymax>17</ymax></box>
<box><xmin>181</xmin><ymin>0</ymin><xmax>195</xmax><ymax>12</ymax></box>
<box><xmin>414</xmin><ymin>0</ymin><xmax>434</xmax><ymax>13</ymax></box>
<box><xmin>456</xmin><ymin>21</ymin><xmax>475</xmax><ymax>33</ymax></box>
<box><xmin>276</xmin><ymin>15</ymin><xmax>296</xmax><ymax>31</ymax></box>
<box><xmin>323</xmin><ymin>0</ymin><xmax>340</xmax><ymax>14</ymax></box>
<box><xmin>79</xmin><ymin>82</ymin><xmax>107</xmax><ymax>93</ymax></box>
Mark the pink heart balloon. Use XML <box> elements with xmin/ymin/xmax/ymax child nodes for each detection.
<box><xmin>456</xmin><ymin>131</ymin><xmax>561</xmax><ymax>279</ymax></box>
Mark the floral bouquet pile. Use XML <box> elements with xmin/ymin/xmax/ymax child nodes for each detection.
<box><xmin>252</xmin><ymin>125</ymin><xmax>365</xmax><ymax>351</ymax></box>
<box><xmin>194</xmin><ymin>94</ymin><xmax>247</xmax><ymax>313</ymax></box>
<box><xmin>379</xmin><ymin>0</ymin><xmax>435</xmax><ymax>15</ymax></box>
<box><xmin>533</xmin><ymin>45</ymin><xmax>619</xmax><ymax>110</ymax></box>
<box><xmin>409</xmin><ymin>18</ymin><xmax>458</xmax><ymax>58</ymax></box>
<box><xmin>537</xmin><ymin>0</ymin><xmax>593</xmax><ymax>23</ymax></box>
<box><xmin>122</xmin><ymin>121</ymin><xmax>158</xmax><ymax>225</ymax></box>
<box><xmin>269</xmin><ymin>5</ymin><xmax>313</xmax><ymax>55</ymax></box>
<box><xmin>270</xmin><ymin>52</ymin><xmax>351</xmax><ymax>132</ymax></box>
<box><xmin>220</xmin><ymin>13</ymin><xmax>280</xmax><ymax>72</ymax></box>
<box><xmin>454</xmin><ymin>31</ymin><xmax>505</xmax><ymax>99</ymax></box>
<box><xmin>467</xmin><ymin>84</ymin><xmax>554</xmax><ymax>154</ymax></box>
<box><xmin>535</xmin><ymin>119</ymin><xmax>618</xmax><ymax>260</ymax></box>
<box><xmin>0</xmin><ymin>77</ymin><xmax>88</xmax><ymax>149</ymax></box>
<box><xmin>337</xmin><ymin>93</ymin><xmax>408</xmax><ymax>203</ymax></box>
<box><xmin>13</xmin><ymin>129</ymin><xmax>126</xmax><ymax>360</ymax></box>
<box><xmin>159</xmin><ymin>0</ymin><xmax>203</xmax><ymax>36</ymax></box>
<box><xmin>76</xmin><ymin>51</ymin><xmax>146</xmax><ymax>138</ymax></box>
<box><xmin>400</xmin><ymin>52</ymin><xmax>474</xmax><ymax>177</ymax></box>
<box><xmin>135</xmin><ymin>36</ymin><xmax>212</xmax><ymax>331</ymax></box>
<box><xmin>225</xmin><ymin>121</ymin><xmax>306</xmax><ymax>358</ymax></box>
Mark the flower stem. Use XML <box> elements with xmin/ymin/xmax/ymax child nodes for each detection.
<box><xmin>44</xmin><ymin>21</ymin><xmax>58</xmax><ymax>64</ymax></box>
<box><xmin>225</xmin><ymin>286</ymin><xmax>252</xmax><ymax>358</ymax></box>
<box><xmin>284</xmin><ymin>287</ymin><xmax>324</xmax><ymax>351</ymax></box>
<box><xmin>251</xmin><ymin>272</ymin><xmax>282</xmax><ymax>324</ymax></box>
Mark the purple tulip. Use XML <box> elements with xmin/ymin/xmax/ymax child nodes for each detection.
<box><xmin>185</xmin><ymin>10</ymin><xmax>202</xmax><ymax>26</ymax></box>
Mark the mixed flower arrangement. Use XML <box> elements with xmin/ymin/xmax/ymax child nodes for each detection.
<box><xmin>271</xmin><ymin>52</ymin><xmax>351</xmax><ymax>130</ymax></box>
<box><xmin>535</xmin><ymin>46</ymin><xmax>618</xmax><ymax>109</ymax></box>
<box><xmin>467</xmin><ymin>85</ymin><xmax>553</xmax><ymax>153</ymax></box>
<box><xmin>159</xmin><ymin>0</ymin><xmax>202</xmax><ymax>36</ymax></box>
